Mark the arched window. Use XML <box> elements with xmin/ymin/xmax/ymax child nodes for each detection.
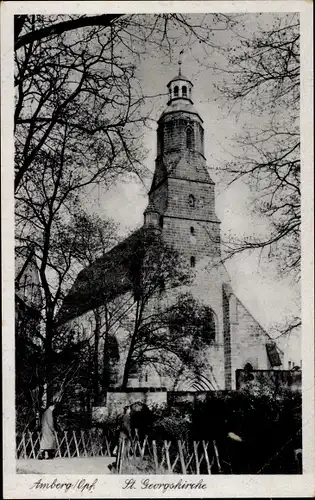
<box><xmin>107</xmin><ymin>334</ymin><xmax>120</xmax><ymax>362</ymax></box>
<box><xmin>182</xmin><ymin>85</ymin><xmax>187</xmax><ymax>97</ymax></box>
<box><xmin>190</xmin><ymin>256</ymin><xmax>196</xmax><ymax>268</ymax></box>
<box><xmin>174</xmin><ymin>85</ymin><xmax>179</xmax><ymax>97</ymax></box>
<box><xmin>190</xmin><ymin>226</ymin><xmax>195</xmax><ymax>235</ymax></box>
<box><xmin>200</xmin><ymin>308</ymin><xmax>216</xmax><ymax>344</ymax></box>
<box><xmin>188</xmin><ymin>194</ymin><xmax>195</xmax><ymax>208</ymax></box>
<box><xmin>186</xmin><ymin>126</ymin><xmax>193</xmax><ymax>149</ymax></box>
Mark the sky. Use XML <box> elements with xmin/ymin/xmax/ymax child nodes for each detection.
<box><xmin>82</xmin><ymin>13</ymin><xmax>301</xmax><ymax>359</ymax></box>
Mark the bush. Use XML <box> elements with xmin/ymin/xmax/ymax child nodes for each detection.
<box><xmin>149</xmin><ymin>391</ymin><xmax>302</xmax><ymax>474</ymax></box>
<box><xmin>152</xmin><ymin>414</ymin><xmax>191</xmax><ymax>441</ymax></box>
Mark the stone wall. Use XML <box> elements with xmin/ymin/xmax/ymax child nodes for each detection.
<box><xmin>162</xmin><ymin>216</ymin><xmax>220</xmax><ymax>264</ymax></box>
<box><xmin>236</xmin><ymin>369</ymin><xmax>301</xmax><ymax>393</ymax></box>
<box><xmin>150</xmin><ymin>179</ymin><xmax>168</xmax><ymax>214</ymax></box>
<box><xmin>229</xmin><ymin>296</ymin><xmax>273</xmax><ymax>389</ymax></box>
<box><xmin>167</xmin><ymin>390</ymin><xmax>235</xmax><ymax>407</ymax></box>
<box><xmin>166</xmin><ymin>176</ymin><xmax>217</xmax><ymax>220</ymax></box>
<box><xmin>105</xmin><ymin>389</ymin><xmax>168</xmax><ymax>417</ymax></box>
<box><xmin>159</xmin><ymin>113</ymin><xmax>204</xmax><ymax>155</ymax></box>
<box><xmin>103</xmin><ymin>390</ymin><xmax>234</xmax><ymax>420</ymax></box>
<box><xmin>103</xmin><ymin>378</ymin><xmax>301</xmax><ymax>422</ymax></box>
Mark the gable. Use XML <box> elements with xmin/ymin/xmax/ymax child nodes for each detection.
<box><xmin>15</xmin><ymin>246</ymin><xmax>42</xmax><ymax>310</ymax></box>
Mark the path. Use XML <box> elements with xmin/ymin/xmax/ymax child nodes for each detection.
<box><xmin>16</xmin><ymin>456</ymin><xmax>115</xmax><ymax>474</ymax></box>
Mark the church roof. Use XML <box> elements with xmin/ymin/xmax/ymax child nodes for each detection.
<box><xmin>15</xmin><ymin>245</ymin><xmax>43</xmax><ymax>310</ymax></box>
<box><xmin>167</xmin><ymin>73</ymin><xmax>193</xmax><ymax>87</ymax></box>
<box><xmin>57</xmin><ymin>226</ymin><xmax>162</xmax><ymax>325</ymax></box>
<box><xmin>159</xmin><ymin>98</ymin><xmax>202</xmax><ymax>122</ymax></box>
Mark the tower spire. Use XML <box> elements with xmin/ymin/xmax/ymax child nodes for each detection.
<box><xmin>178</xmin><ymin>59</ymin><xmax>182</xmax><ymax>76</ymax></box>
<box><xmin>178</xmin><ymin>49</ymin><xmax>184</xmax><ymax>76</ymax></box>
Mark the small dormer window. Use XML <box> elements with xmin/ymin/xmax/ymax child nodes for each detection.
<box><xmin>189</xmin><ymin>194</ymin><xmax>195</xmax><ymax>208</ymax></box>
<box><xmin>174</xmin><ymin>85</ymin><xmax>179</xmax><ymax>97</ymax></box>
<box><xmin>182</xmin><ymin>85</ymin><xmax>187</xmax><ymax>98</ymax></box>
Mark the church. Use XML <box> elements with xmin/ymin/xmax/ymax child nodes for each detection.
<box><xmin>58</xmin><ymin>67</ymin><xmax>282</xmax><ymax>391</ymax></box>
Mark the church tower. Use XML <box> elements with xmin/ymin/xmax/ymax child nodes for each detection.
<box><xmin>141</xmin><ymin>66</ymin><xmax>275</xmax><ymax>391</ymax></box>
<box><xmin>144</xmin><ymin>63</ymin><xmax>221</xmax><ymax>268</ymax></box>
<box><xmin>59</xmin><ymin>66</ymin><xmax>279</xmax><ymax>394</ymax></box>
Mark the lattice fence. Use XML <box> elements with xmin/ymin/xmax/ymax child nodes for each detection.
<box><xmin>17</xmin><ymin>431</ymin><xmax>223</xmax><ymax>474</ymax></box>
<box><xmin>16</xmin><ymin>430</ymin><xmax>112</xmax><ymax>459</ymax></box>
<box><xmin>116</xmin><ymin>436</ymin><xmax>222</xmax><ymax>474</ymax></box>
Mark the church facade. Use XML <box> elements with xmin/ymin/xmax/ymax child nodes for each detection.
<box><xmin>59</xmin><ymin>69</ymin><xmax>282</xmax><ymax>391</ymax></box>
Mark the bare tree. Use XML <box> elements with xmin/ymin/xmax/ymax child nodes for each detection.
<box><xmin>14</xmin><ymin>14</ymin><xmax>239</xmax><ymax>192</ymax></box>
<box><xmin>14</xmin><ymin>15</ymin><xmax>148</xmax><ymax>193</ymax></box>
<box><xmin>59</xmin><ymin>226</ymin><xmax>215</xmax><ymax>390</ymax></box>
<box><xmin>65</xmin><ymin>213</ymin><xmax>118</xmax><ymax>404</ymax></box>
<box><xmin>88</xmin><ymin>228</ymin><xmax>213</xmax><ymax>389</ymax></box>
<box><xmin>120</xmin><ymin>290</ymin><xmax>216</xmax><ymax>390</ymax></box>
<box><xmin>213</xmin><ymin>14</ymin><xmax>300</xmax><ymax>285</ymax></box>
<box><xmin>14</xmin><ymin>14</ymin><xmax>122</xmax><ymax>49</ymax></box>
<box><xmin>15</xmin><ymin>13</ymin><xmax>240</xmax><ymax>398</ymax></box>
<box><xmin>15</xmin><ymin>134</ymin><xmax>119</xmax><ymax>400</ymax></box>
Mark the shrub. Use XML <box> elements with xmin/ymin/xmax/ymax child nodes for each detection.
<box><xmin>149</xmin><ymin>391</ymin><xmax>302</xmax><ymax>474</ymax></box>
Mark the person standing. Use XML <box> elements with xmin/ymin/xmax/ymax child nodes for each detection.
<box><xmin>114</xmin><ymin>406</ymin><xmax>132</xmax><ymax>472</ymax></box>
<box><xmin>38</xmin><ymin>402</ymin><xmax>57</xmax><ymax>460</ymax></box>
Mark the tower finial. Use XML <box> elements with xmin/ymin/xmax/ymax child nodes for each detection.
<box><xmin>178</xmin><ymin>49</ymin><xmax>184</xmax><ymax>76</ymax></box>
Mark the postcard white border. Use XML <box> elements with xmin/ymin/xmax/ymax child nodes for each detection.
<box><xmin>2</xmin><ymin>1</ymin><xmax>314</xmax><ymax>498</ymax></box>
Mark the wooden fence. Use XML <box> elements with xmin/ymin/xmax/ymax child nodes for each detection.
<box><xmin>16</xmin><ymin>430</ymin><xmax>112</xmax><ymax>459</ymax></box>
<box><xmin>16</xmin><ymin>431</ymin><xmax>222</xmax><ymax>473</ymax></box>
<box><xmin>116</xmin><ymin>436</ymin><xmax>222</xmax><ymax>474</ymax></box>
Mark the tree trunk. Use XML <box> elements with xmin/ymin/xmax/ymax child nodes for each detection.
<box><xmin>44</xmin><ymin>316</ymin><xmax>54</xmax><ymax>403</ymax></box>
<box><xmin>103</xmin><ymin>338</ymin><xmax>110</xmax><ymax>391</ymax></box>
<box><xmin>121</xmin><ymin>299</ymin><xmax>143</xmax><ymax>389</ymax></box>
<box><xmin>93</xmin><ymin>310</ymin><xmax>100</xmax><ymax>405</ymax></box>
<box><xmin>102</xmin><ymin>304</ymin><xmax>111</xmax><ymax>392</ymax></box>
<box><xmin>121</xmin><ymin>333</ymin><xmax>138</xmax><ymax>389</ymax></box>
